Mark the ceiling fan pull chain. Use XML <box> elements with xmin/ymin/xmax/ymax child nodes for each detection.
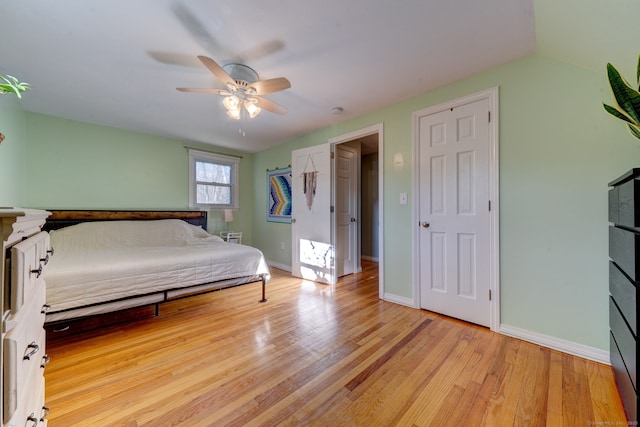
<box><xmin>239</xmin><ymin>108</ymin><xmax>246</xmax><ymax>136</ymax></box>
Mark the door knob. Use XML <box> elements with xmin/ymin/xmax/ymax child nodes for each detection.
<box><xmin>421</xmin><ymin>222</ymin><xmax>430</xmax><ymax>228</ymax></box>
<box><xmin>350</xmin><ymin>218</ymin><xmax>357</xmax><ymax>222</ymax></box>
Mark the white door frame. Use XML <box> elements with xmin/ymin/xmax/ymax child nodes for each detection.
<box><xmin>329</xmin><ymin>123</ymin><xmax>384</xmax><ymax>298</ymax></box>
<box><xmin>412</xmin><ymin>87</ymin><xmax>500</xmax><ymax>331</ymax></box>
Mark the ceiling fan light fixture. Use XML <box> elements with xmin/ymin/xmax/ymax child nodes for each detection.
<box><xmin>223</xmin><ymin>95</ymin><xmax>240</xmax><ymax>111</ymax></box>
<box><xmin>244</xmin><ymin>99</ymin><xmax>261</xmax><ymax>118</ymax></box>
<box><xmin>226</xmin><ymin>108</ymin><xmax>241</xmax><ymax>120</ymax></box>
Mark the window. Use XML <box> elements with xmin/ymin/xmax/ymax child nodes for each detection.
<box><xmin>188</xmin><ymin>149</ymin><xmax>240</xmax><ymax>209</ymax></box>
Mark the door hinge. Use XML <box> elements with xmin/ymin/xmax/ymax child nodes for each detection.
<box><xmin>489</xmin><ymin>289</ymin><xmax>492</xmax><ymax>301</ymax></box>
<box><xmin>488</xmin><ymin>200</ymin><xmax>491</xmax><ymax>211</ymax></box>
<box><xmin>488</xmin><ymin>111</ymin><xmax>491</xmax><ymax>123</ymax></box>
<box><xmin>330</xmin><ymin>151</ymin><xmax>335</xmax><ymax>159</ymax></box>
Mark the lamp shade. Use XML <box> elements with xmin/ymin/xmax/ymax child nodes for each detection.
<box><xmin>223</xmin><ymin>95</ymin><xmax>239</xmax><ymax>111</ymax></box>
<box><xmin>244</xmin><ymin>100</ymin><xmax>261</xmax><ymax>118</ymax></box>
<box><xmin>226</xmin><ymin>108</ymin><xmax>241</xmax><ymax>120</ymax></box>
<box><xmin>223</xmin><ymin>95</ymin><xmax>241</xmax><ymax>120</ymax></box>
<box><xmin>223</xmin><ymin>209</ymin><xmax>234</xmax><ymax>223</ymax></box>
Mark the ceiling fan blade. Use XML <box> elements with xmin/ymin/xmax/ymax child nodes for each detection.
<box><xmin>176</xmin><ymin>87</ymin><xmax>222</xmax><ymax>94</ymax></box>
<box><xmin>247</xmin><ymin>77</ymin><xmax>291</xmax><ymax>95</ymax></box>
<box><xmin>172</xmin><ymin>5</ymin><xmax>283</xmax><ymax>64</ymax></box>
<box><xmin>238</xmin><ymin>40</ymin><xmax>285</xmax><ymax>62</ymax></box>
<box><xmin>197</xmin><ymin>55</ymin><xmax>237</xmax><ymax>89</ymax></box>
<box><xmin>254</xmin><ymin>96</ymin><xmax>288</xmax><ymax>115</ymax></box>
<box><xmin>148</xmin><ymin>52</ymin><xmax>202</xmax><ymax>68</ymax></box>
<box><xmin>172</xmin><ymin>4</ymin><xmax>233</xmax><ymax>60</ymax></box>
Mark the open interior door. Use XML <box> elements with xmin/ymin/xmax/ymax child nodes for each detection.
<box><xmin>291</xmin><ymin>144</ymin><xmax>335</xmax><ymax>285</ymax></box>
<box><xmin>334</xmin><ymin>143</ymin><xmax>360</xmax><ymax>277</ymax></box>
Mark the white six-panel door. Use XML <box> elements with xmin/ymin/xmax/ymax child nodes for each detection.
<box><xmin>417</xmin><ymin>97</ymin><xmax>491</xmax><ymax>327</ymax></box>
<box><xmin>335</xmin><ymin>144</ymin><xmax>359</xmax><ymax>277</ymax></box>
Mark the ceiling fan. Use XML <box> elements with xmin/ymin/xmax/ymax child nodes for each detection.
<box><xmin>177</xmin><ymin>55</ymin><xmax>291</xmax><ymax>120</ymax></box>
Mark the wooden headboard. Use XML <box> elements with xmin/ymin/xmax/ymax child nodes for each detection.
<box><xmin>43</xmin><ymin>210</ymin><xmax>208</xmax><ymax>232</ymax></box>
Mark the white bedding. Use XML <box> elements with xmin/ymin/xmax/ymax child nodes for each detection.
<box><xmin>44</xmin><ymin>219</ymin><xmax>270</xmax><ymax>313</ymax></box>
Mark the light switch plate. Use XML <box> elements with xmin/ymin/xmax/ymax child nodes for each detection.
<box><xmin>400</xmin><ymin>192</ymin><xmax>407</xmax><ymax>204</ymax></box>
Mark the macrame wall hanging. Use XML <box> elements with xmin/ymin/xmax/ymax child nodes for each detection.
<box><xmin>301</xmin><ymin>155</ymin><xmax>319</xmax><ymax>210</ymax></box>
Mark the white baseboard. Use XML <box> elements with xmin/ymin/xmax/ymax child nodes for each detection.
<box><xmin>268</xmin><ymin>267</ymin><xmax>608</xmax><ymax>364</ymax></box>
<box><xmin>267</xmin><ymin>261</ymin><xmax>292</xmax><ymax>272</ymax></box>
<box><xmin>499</xmin><ymin>324</ymin><xmax>610</xmax><ymax>365</ymax></box>
<box><xmin>377</xmin><ymin>300</ymin><xmax>610</xmax><ymax>364</ymax></box>
<box><xmin>383</xmin><ymin>292</ymin><xmax>417</xmax><ymax>308</ymax></box>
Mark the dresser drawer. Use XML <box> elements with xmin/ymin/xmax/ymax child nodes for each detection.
<box><xmin>610</xmin><ymin>261</ymin><xmax>638</xmax><ymax>336</ymax></box>
<box><xmin>610</xmin><ymin>296</ymin><xmax>637</xmax><ymax>390</ymax></box>
<box><xmin>3</xmin><ymin>288</ymin><xmax>47</xmax><ymax>423</ymax></box>
<box><xmin>610</xmin><ymin>178</ymin><xmax>640</xmax><ymax>228</ymax></box>
<box><xmin>610</xmin><ymin>187</ymin><xmax>619</xmax><ymax>224</ymax></box>
<box><xmin>3</xmin><ymin>327</ymin><xmax>46</xmax><ymax>424</ymax></box>
<box><xmin>610</xmin><ymin>226</ymin><xmax>640</xmax><ymax>281</ymax></box>
<box><xmin>611</xmin><ymin>331</ymin><xmax>638</xmax><ymax>422</ymax></box>
<box><xmin>5</xmin><ymin>272</ymin><xmax>48</xmax><ymax>334</ymax></box>
<box><xmin>4</xmin><ymin>368</ymin><xmax>46</xmax><ymax>427</ymax></box>
<box><xmin>10</xmin><ymin>231</ymin><xmax>50</xmax><ymax>314</ymax></box>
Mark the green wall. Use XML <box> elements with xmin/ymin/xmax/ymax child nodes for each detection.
<box><xmin>0</xmin><ymin>95</ymin><xmax>27</xmax><ymax>206</ymax></box>
<box><xmin>253</xmin><ymin>54</ymin><xmax>640</xmax><ymax>351</ymax></box>
<box><xmin>14</xmin><ymin>53</ymin><xmax>640</xmax><ymax>351</ymax></box>
<box><xmin>23</xmin><ymin>113</ymin><xmax>256</xmax><ymax>242</ymax></box>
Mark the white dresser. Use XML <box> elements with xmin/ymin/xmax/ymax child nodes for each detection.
<box><xmin>0</xmin><ymin>209</ymin><xmax>51</xmax><ymax>427</ymax></box>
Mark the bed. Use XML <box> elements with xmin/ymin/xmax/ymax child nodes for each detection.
<box><xmin>42</xmin><ymin>210</ymin><xmax>270</xmax><ymax>332</ymax></box>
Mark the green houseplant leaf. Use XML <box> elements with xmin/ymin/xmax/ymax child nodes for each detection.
<box><xmin>0</xmin><ymin>75</ymin><xmax>31</xmax><ymax>99</ymax></box>
<box><xmin>604</xmin><ymin>55</ymin><xmax>640</xmax><ymax>141</ymax></box>
<box><xmin>604</xmin><ymin>103</ymin><xmax>636</xmax><ymax>124</ymax></box>
<box><xmin>607</xmin><ymin>63</ymin><xmax>640</xmax><ymax>123</ymax></box>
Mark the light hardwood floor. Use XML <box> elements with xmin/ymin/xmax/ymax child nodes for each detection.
<box><xmin>45</xmin><ymin>261</ymin><xmax>627</xmax><ymax>426</ymax></box>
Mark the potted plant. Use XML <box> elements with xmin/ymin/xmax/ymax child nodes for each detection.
<box><xmin>0</xmin><ymin>74</ymin><xmax>30</xmax><ymax>99</ymax></box>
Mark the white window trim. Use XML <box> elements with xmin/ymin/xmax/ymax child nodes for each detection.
<box><xmin>188</xmin><ymin>149</ymin><xmax>240</xmax><ymax>209</ymax></box>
